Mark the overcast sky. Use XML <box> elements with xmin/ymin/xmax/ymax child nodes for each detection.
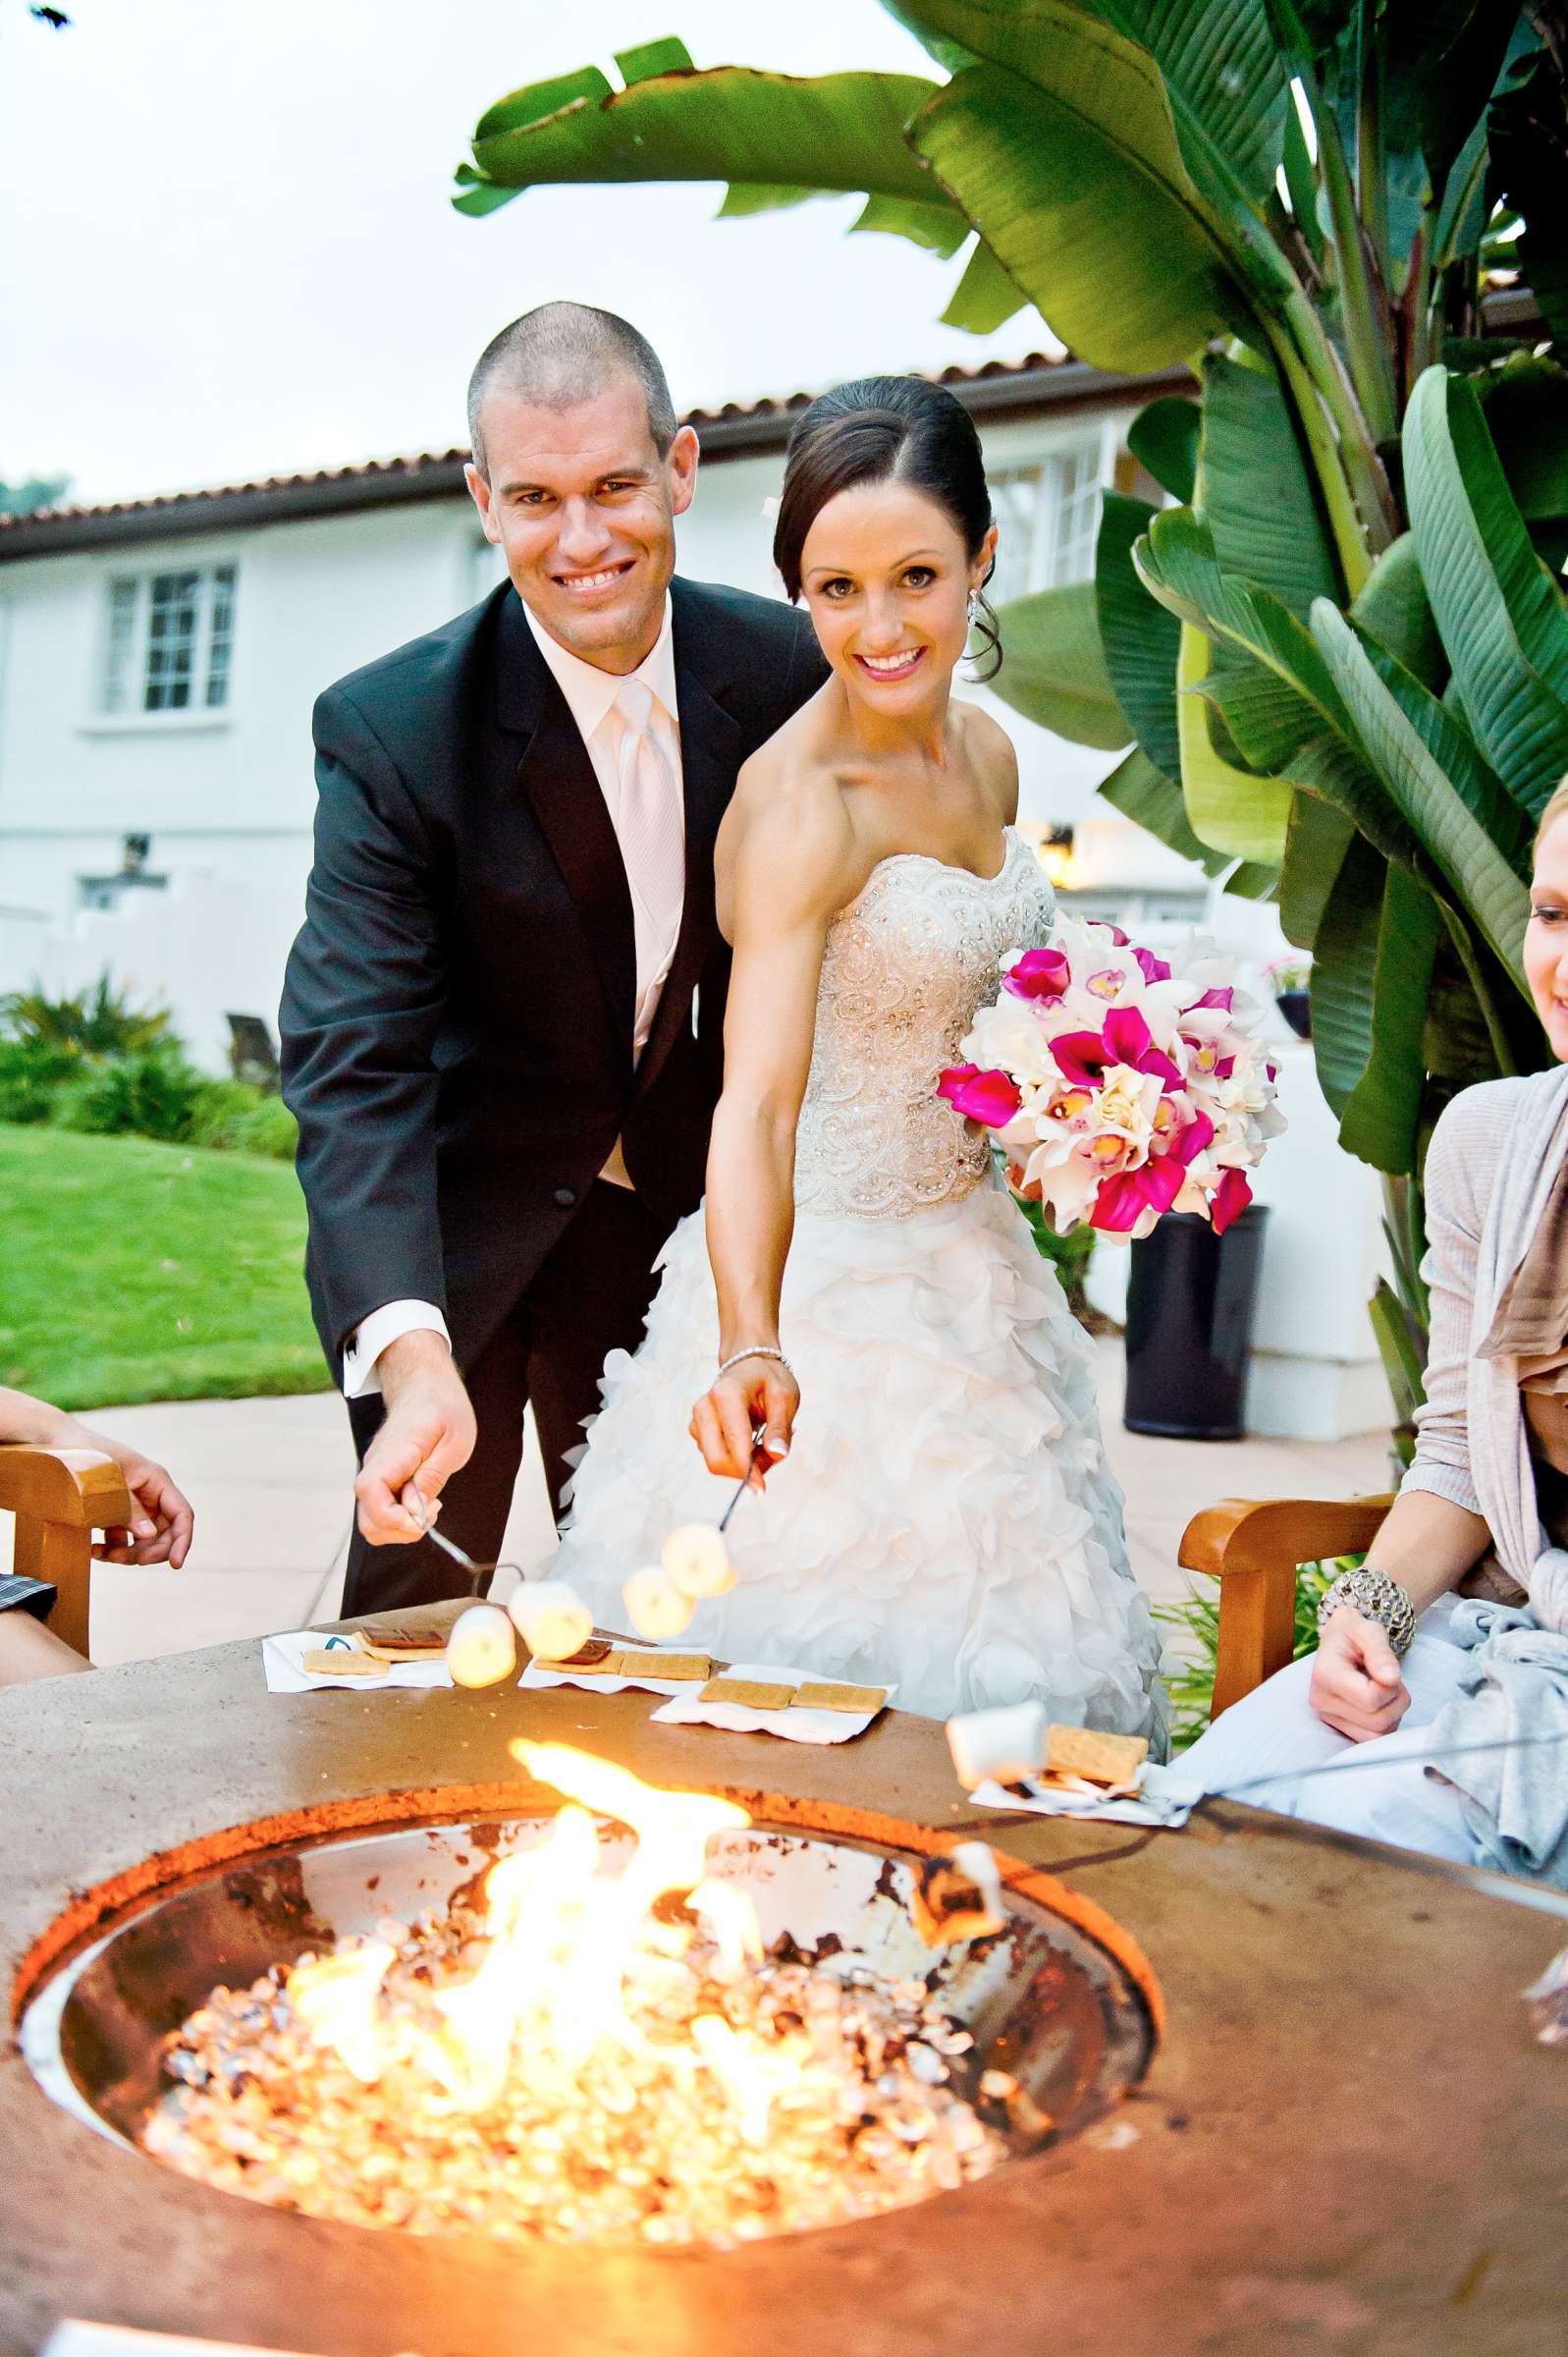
<box><xmin>0</xmin><ymin>0</ymin><xmax>1054</xmax><ymax>504</ymax></box>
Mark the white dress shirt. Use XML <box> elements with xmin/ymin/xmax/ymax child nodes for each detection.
<box><xmin>344</xmin><ymin>597</ymin><xmax>686</xmax><ymax>1398</ymax></box>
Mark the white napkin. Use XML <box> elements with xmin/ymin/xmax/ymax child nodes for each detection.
<box><xmin>520</xmin><ymin>1634</ymin><xmax>716</xmax><ymax>1700</ymax></box>
<box><xmin>651</xmin><ymin>1661</ymin><xmax>894</xmax><ymax>1745</ymax></box>
<box><xmin>968</xmin><ymin>1761</ymin><xmax>1202</xmax><ymax>1828</ymax></box>
<box><xmin>262</xmin><ymin>1629</ymin><xmax>453</xmax><ymax>1694</ymax></box>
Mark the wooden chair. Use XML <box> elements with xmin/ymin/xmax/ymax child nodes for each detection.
<box><xmin>1179</xmin><ymin>1494</ymin><xmax>1396</xmax><ymax>1719</ymax></box>
<box><xmin>0</xmin><ymin>1445</ymin><xmax>135</xmax><ymax>1657</ymax></box>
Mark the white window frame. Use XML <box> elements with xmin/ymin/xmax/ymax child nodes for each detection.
<box><xmin>86</xmin><ymin>559</ymin><xmax>240</xmax><ymax>730</ymax></box>
<box><xmin>987</xmin><ymin>419</ymin><xmax>1120</xmax><ymax>605</ymax></box>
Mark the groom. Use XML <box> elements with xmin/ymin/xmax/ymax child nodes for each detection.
<box><xmin>281</xmin><ymin>302</ymin><xmax>825</xmax><ymax>1614</ymax></box>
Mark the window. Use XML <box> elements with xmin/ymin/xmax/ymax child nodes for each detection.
<box><xmin>987</xmin><ymin>441</ymin><xmax>1108</xmax><ymax>607</ymax></box>
<box><xmin>99</xmin><ymin>563</ymin><xmax>238</xmax><ymax>715</ymax></box>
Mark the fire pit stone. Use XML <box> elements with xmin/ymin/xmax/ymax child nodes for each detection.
<box><xmin>3</xmin><ymin>1607</ymin><xmax>1566</xmax><ymax>2355</ymax></box>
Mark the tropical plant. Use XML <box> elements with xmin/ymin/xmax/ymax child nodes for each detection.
<box><xmin>1155</xmin><ymin>1552</ymin><xmax>1358</xmax><ymax>1751</ymax></box>
<box><xmin>455</xmin><ymin>3</ymin><xmax>1568</xmax><ymax>1408</ymax></box>
<box><xmin>0</xmin><ymin>973</ymin><xmax>171</xmax><ymax>1059</ymax></box>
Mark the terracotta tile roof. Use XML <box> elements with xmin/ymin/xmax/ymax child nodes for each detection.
<box><xmin>0</xmin><ymin>351</ymin><xmax>1188</xmax><ymax>559</ymax></box>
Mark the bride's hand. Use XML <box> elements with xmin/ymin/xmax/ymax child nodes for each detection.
<box><xmin>689</xmin><ymin>1355</ymin><xmax>799</xmax><ymax>1488</ymax></box>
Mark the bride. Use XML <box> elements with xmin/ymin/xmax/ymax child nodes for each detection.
<box><xmin>550</xmin><ymin>375</ymin><xmax>1165</xmax><ymax>1742</ymax></box>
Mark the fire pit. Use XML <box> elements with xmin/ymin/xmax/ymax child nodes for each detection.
<box><xmin>23</xmin><ymin>1744</ymin><xmax>1158</xmax><ymax>2253</ymax></box>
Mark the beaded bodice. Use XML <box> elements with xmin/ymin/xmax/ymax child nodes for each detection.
<box><xmin>793</xmin><ymin>829</ymin><xmax>1054</xmax><ymax>1220</ymax></box>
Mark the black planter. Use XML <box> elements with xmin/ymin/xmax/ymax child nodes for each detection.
<box><xmin>1275</xmin><ymin>989</ymin><xmax>1312</xmax><ymax>1040</ymax></box>
<box><xmin>1122</xmin><ymin>1204</ymin><xmax>1270</xmax><ymax>1441</ymax></box>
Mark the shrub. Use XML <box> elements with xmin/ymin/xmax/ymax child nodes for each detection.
<box><xmin>0</xmin><ymin>974</ymin><xmax>172</xmax><ymax>1059</ymax></box>
<box><xmin>51</xmin><ymin>1045</ymin><xmax>209</xmax><ymax>1144</ymax></box>
<box><xmin>189</xmin><ymin>1083</ymin><xmax>297</xmax><ymax>1160</ymax></box>
<box><xmin>1015</xmin><ymin>1191</ymin><xmax>1099</xmax><ymax>1328</ymax></box>
<box><xmin>0</xmin><ymin>1036</ymin><xmax>76</xmax><ymax>1124</ymax></box>
<box><xmin>1155</xmin><ymin>1557</ymin><xmax>1362</xmax><ymax>1752</ymax></box>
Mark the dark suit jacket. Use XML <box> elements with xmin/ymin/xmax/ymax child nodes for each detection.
<box><xmin>280</xmin><ymin>575</ymin><xmax>825</xmax><ymax>1376</ymax></box>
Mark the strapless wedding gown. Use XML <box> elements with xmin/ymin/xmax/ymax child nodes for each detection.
<box><xmin>550</xmin><ymin>829</ymin><xmax>1167</xmax><ymax>1742</ymax></box>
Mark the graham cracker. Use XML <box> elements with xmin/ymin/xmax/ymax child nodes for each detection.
<box><xmin>792</xmin><ymin>1679</ymin><xmax>887</xmax><ymax>1716</ymax></box>
<box><xmin>359</xmin><ymin>1623</ymin><xmax>448</xmax><ymax>1661</ymax></box>
<box><xmin>1044</xmin><ymin>1725</ymin><xmax>1148</xmax><ymax>1787</ymax></box>
<box><xmin>698</xmin><ymin>1675</ymin><xmax>798</xmax><ymax>1711</ymax></box>
<box><xmin>301</xmin><ymin>1646</ymin><xmax>388</xmax><ymax>1678</ymax></box>
<box><xmin>618</xmin><ymin>1651</ymin><xmax>712</xmax><ymax>1682</ymax></box>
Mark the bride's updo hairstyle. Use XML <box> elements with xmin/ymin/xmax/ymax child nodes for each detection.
<box><xmin>772</xmin><ymin>375</ymin><xmax>1002</xmax><ymax>681</ymax></box>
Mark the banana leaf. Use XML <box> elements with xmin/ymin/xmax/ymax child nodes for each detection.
<box><xmin>1403</xmin><ymin>365</ymin><xmax>1568</xmax><ymax>818</ymax></box>
<box><xmin>1278</xmin><ymin>782</ymin><xmax>1356</xmax><ymax>951</ymax></box>
<box><xmin>1310</xmin><ymin>600</ymin><xmax>1534</xmax><ymax>978</ymax></box>
<box><xmin>1348</xmin><ymin>533</ymin><xmax>1443</xmax><ymax>686</ymax></box>
<box><xmin>462</xmin><ymin>63</ymin><xmax>952</xmax><ymax>226</ymax></box>
<box><xmin>1309</xmin><ymin>825</ymin><xmax>1385</xmax><ymax>1118</ymax></box>
<box><xmin>941</xmin><ymin>237</ymin><xmax>1030</xmax><ymax>330</ymax></box>
<box><xmin>1097</xmin><ymin>747</ymin><xmax>1276</xmax><ymax>892</ymax></box>
<box><xmin>897</xmin><ymin>0</ymin><xmax>1290</xmax><ymax>212</ymax></box>
<box><xmin>1096</xmin><ymin>491</ymin><xmax>1180</xmax><ymax>776</ymax></box>
<box><xmin>988</xmin><ymin>582</ymin><xmax>1132</xmax><ymax>748</ymax></box>
<box><xmin>1337</xmin><ymin>861</ymin><xmax>1445</xmax><ymax>1173</ymax></box>
<box><xmin>910</xmin><ymin>56</ymin><xmax>1242</xmax><ymax>373</ymax></box>
<box><xmin>1126</xmin><ymin>398</ymin><xmax>1198</xmax><ymax>502</ymax></box>
<box><xmin>1176</xmin><ymin>622</ymin><xmax>1292</xmax><ymax>862</ymax></box>
<box><xmin>1200</xmin><ymin>349</ymin><xmax>1341</xmax><ymax>616</ymax></box>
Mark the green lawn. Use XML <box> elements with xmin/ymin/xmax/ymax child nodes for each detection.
<box><xmin>0</xmin><ymin>1123</ymin><xmax>333</xmax><ymax>1409</ymax></box>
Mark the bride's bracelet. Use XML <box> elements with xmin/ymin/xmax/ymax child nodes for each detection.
<box><xmin>716</xmin><ymin>1345</ymin><xmax>794</xmax><ymax>1382</ymax></box>
<box><xmin>1317</xmin><ymin>1565</ymin><xmax>1417</xmax><ymax>1657</ymax></box>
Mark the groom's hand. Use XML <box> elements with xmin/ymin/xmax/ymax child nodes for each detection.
<box><xmin>1308</xmin><ymin>1608</ymin><xmax>1411</xmax><ymax>1742</ymax></box>
<box><xmin>355</xmin><ymin>1332</ymin><xmax>477</xmax><ymax>1545</ymax></box>
<box><xmin>690</xmin><ymin>1355</ymin><xmax>798</xmax><ymax>1489</ymax></box>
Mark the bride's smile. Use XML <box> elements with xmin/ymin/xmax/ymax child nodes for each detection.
<box><xmin>797</xmin><ymin>479</ymin><xmax>994</xmax><ymax>736</ymax></box>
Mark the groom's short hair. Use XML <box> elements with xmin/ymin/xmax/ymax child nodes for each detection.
<box><xmin>466</xmin><ymin>302</ymin><xmax>679</xmax><ymax>475</ymax></box>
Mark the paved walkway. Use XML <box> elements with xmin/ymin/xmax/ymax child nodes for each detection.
<box><xmin>10</xmin><ymin>1341</ymin><xmax>1394</xmax><ymax>1668</ymax></box>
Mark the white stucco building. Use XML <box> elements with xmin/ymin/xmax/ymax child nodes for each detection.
<box><xmin>0</xmin><ymin>352</ymin><xmax>1386</xmax><ymax>1443</ymax></box>
<box><xmin>0</xmin><ymin>353</ymin><xmax>1214</xmax><ymax>1062</ymax></box>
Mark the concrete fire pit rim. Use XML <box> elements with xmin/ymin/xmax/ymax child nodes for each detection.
<box><xmin>12</xmin><ymin>1777</ymin><xmax>1165</xmax><ymax>2049</ymax></box>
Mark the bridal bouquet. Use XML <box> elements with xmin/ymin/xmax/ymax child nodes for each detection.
<box><xmin>939</xmin><ymin>917</ymin><xmax>1284</xmax><ymax>1240</ymax></box>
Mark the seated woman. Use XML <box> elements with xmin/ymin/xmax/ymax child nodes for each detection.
<box><xmin>1184</xmin><ymin>784</ymin><xmax>1568</xmax><ymax>1882</ymax></box>
<box><xmin>0</xmin><ymin>1386</ymin><xmax>193</xmax><ymax>1684</ymax></box>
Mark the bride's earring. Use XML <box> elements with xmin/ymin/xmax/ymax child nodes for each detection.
<box><xmin>966</xmin><ymin>588</ymin><xmax>981</xmax><ymax>629</ymax></box>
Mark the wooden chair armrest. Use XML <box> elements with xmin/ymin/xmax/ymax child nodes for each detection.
<box><xmin>0</xmin><ymin>1444</ymin><xmax>135</xmax><ymax>1657</ymax></box>
<box><xmin>1178</xmin><ymin>1495</ymin><xmax>1396</xmax><ymax>1721</ymax></box>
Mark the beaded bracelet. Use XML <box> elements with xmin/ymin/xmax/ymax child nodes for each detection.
<box><xmin>1317</xmin><ymin>1564</ymin><xmax>1418</xmax><ymax>1657</ymax></box>
<box><xmin>715</xmin><ymin>1345</ymin><xmax>794</xmax><ymax>1382</ymax></box>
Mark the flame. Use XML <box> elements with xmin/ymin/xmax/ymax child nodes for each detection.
<box><xmin>284</xmin><ymin>1744</ymin><xmax>805</xmax><ymax>2142</ymax></box>
<box><xmin>284</xmin><ymin>1940</ymin><xmax>395</xmax><ymax>2084</ymax></box>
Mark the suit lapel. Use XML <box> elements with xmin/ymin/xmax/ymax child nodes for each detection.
<box><xmin>632</xmin><ymin>584</ymin><xmax>743</xmax><ymax>1101</ymax></box>
<box><xmin>495</xmin><ymin>592</ymin><xmax>636</xmax><ymax>1059</ymax></box>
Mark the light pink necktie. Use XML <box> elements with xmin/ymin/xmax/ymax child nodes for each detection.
<box><xmin>613</xmin><ymin>676</ymin><xmax>684</xmax><ymax>1050</ymax></box>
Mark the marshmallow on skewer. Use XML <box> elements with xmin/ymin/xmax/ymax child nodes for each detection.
<box><xmin>946</xmin><ymin>1700</ymin><xmax>1050</xmax><ymax>1792</ymax></box>
<box><xmin>660</xmin><ymin>1522</ymin><xmax>736</xmax><ymax>1599</ymax></box>
<box><xmin>622</xmin><ymin>1565</ymin><xmax>695</xmax><ymax>1640</ymax></box>
<box><xmin>445</xmin><ymin>1603</ymin><xmax>517</xmax><ymax>1688</ymax></box>
<box><xmin>508</xmin><ymin>1578</ymin><xmax>593</xmax><ymax>1663</ymax></box>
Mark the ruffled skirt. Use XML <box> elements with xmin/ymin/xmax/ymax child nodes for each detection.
<box><xmin>551</xmin><ymin>1179</ymin><xmax>1167</xmax><ymax>1746</ymax></box>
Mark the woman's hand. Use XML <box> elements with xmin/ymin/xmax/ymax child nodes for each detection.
<box><xmin>1308</xmin><ymin>1607</ymin><xmax>1411</xmax><ymax>1742</ymax></box>
<box><xmin>81</xmin><ymin>1431</ymin><xmax>195</xmax><ymax>1567</ymax></box>
<box><xmin>689</xmin><ymin>1355</ymin><xmax>799</xmax><ymax>1488</ymax></box>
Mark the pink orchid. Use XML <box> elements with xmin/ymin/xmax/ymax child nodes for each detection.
<box><xmin>1088</xmin><ymin>1106</ymin><xmax>1216</xmax><ymax>1233</ymax></box>
<box><xmin>1002</xmin><ymin>946</ymin><xmax>1071</xmax><ymax>1001</ymax></box>
<box><xmin>1133</xmin><ymin>947</ymin><xmax>1173</xmax><ymax>986</ymax></box>
<box><xmin>1191</xmin><ymin>986</ymin><xmax>1233</xmax><ymax>1013</ymax></box>
<box><xmin>1090</xmin><ymin>1153</ymin><xmax>1187</xmax><ymax>1233</ymax></box>
<box><xmin>1052</xmin><ymin>1005</ymin><xmax>1183</xmax><ymax>1093</ymax></box>
<box><xmin>938</xmin><ymin>1064</ymin><xmax>1022</xmax><ymax>1126</ymax></box>
<box><xmin>1212</xmin><ymin>1167</ymin><xmax>1253</xmax><ymax>1233</ymax></box>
